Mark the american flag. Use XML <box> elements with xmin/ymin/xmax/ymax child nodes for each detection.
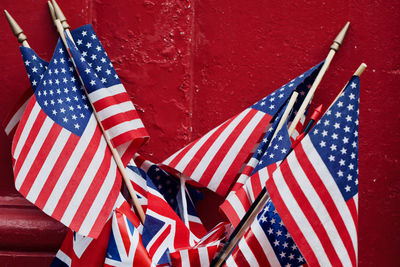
<box><xmin>67</xmin><ymin>25</ymin><xmax>149</xmax><ymax>165</ymax></box>
<box><xmin>221</xmin><ymin>109</ymin><xmax>293</xmax><ymax>227</ymax></box>
<box><xmin>266</xmin><ymin>76</ymin><xmax>360</xmax><ymax>266</ymax></box>
<box><xmin>3</xmin><ymin>47</ymin><xmax>49</xmax><ymax>138</ymax></box>
<box><xmin>225</xmin><ymin>198</ymin><xmax>306</xmax><ymax>267</ymax></box>
<box><xmin>126</xmin><ymin>160</ymin><xmax>195</xmax><ymax>265</ymax></box>
<box><xmin>128</xmin><ymin>154</ymin><xmax>207</xmax><ymax>239</ymax></box>
<box><xmin>162</xmin><ymin>62</ymin><xmax>322</xmax><ymax>196</ymax></box>
<box><xmin>104</xmin><ymin>208</ymin><xmax>153</xmax><ymax>267</ymax></box>
<box><xmin>51</xmin><ymin>194</ymin><xmax>128</xmax><ymax>267</ymax></box>
<box><xmin>12</xmin><ymin>38</ymin><xmax>121</xmax><ymax>238</ymax></box>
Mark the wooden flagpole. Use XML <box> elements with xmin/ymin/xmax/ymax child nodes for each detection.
<box><xmin>52</xmin><ymin>19</ymin><xmax>146</xmax><ymax>224</ymax></box>
<box><xmin>211</xmin><ymin>63</ymin><xmax>367</xmax><ymax>267</ymax></box>
<box><xmin>288</xmin><ymin>22</ymin><xmax>350</xmax><ymax>136</ymax></box>
<box><xmin>271</xmin><ymin>92</ymin><xmax>299</xmax><ymax>141</ymax></box>
<box><xmin>4</xmin><ymin>10</ymin><xmax>30</xmax><ymax>48</ymax></box>
<box><xmin>51</xmin><ymin>0</ymin><xmax>75</xmax><ymax>45</ymax></box>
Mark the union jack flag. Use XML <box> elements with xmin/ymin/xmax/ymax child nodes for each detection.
<box><xmin>225</xmin><ymin>199</ymin><xmax>306</xmax><ymax>267</ymax></box>
<box><xmin>266</xmin><ymin>76</ymin><xmax>360</xmax><ymax>266</ymax></box>
<box><xmin>104</xmin><ymin>208</ymin><xmax>153</xmax><ymax>267</ymax></box>
<box><xmin>162</xmin><ymin>62</ymin><xmax>322</xmax><ymax>196</ymax></box>
<box><xmin>12</xmin><ymin>38</ymin><xmax>121</xmax><ymax>238</ymax></box>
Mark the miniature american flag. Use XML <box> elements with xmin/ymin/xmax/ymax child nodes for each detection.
<box><xmin>162</xmin><ymin>62</ymin><xmax>323</xmax><ymax>196</ymax></box>
<box><xmin>12</xmin><ymin>38</ymin><xmax>121</xmax><ymax>238</ymax></box>
<box><xmin>266</xmin><ymin>76</ymin><xmax>360</xmax><ymax>266</ymax></box>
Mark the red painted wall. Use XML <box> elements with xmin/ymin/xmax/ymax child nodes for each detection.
<box><xmin>0</xmin><ymin>0</ymin><xmax>399</xmax><ymax>266</ymax></box>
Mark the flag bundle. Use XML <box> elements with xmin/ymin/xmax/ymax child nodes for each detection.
<box><xmin>4</xmin><ymin>4</ymin><xmax>365</xmax><ymax>267</ymax></box>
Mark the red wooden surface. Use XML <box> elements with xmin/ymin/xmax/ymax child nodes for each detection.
<box><xmin>0</xmin><ymin>0</ymin><xmax>399</xmax><ymax>266</ymax></box>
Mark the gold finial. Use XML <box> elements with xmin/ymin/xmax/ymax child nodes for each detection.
<box><xmin>51</xmin><ymin>0</ymin><xmax>70</xmax><ymax>30</ymax></box>
<box><xmin>4</xmin><ymin>10</ymin><xmax>28</xmax><ymax>45</ymax></box>
<box><xmin>330</xmin><ymin>21</ymin><xmax>350</xmax><ymax>51</ymax></box>
<box><xmin>48</xmin><ymin>1</ymin><xmax>57</xmax><ymax>25</ymax></box>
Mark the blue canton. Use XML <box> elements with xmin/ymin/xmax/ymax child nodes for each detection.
<box><xmin>70</xmin><ymin>25</ymin><xmax>121</xmax><ymax>91</ymax></box>
<box><xmin>310</xmin><ymin>76</ymin><xmax>360</xmax><ymax>201</ymax></box>
<box><xmin>251</xmin><ymin>62</ymin><xmax>323</xmax><ymax>116</ymax></box>
<box><xmin>258</xmin><ymin>199</ymin><xmax>305</xmax><ymax>266</ymax></box>
<box><xmin>34</xmin><ymin>39</ymin><xmax>93</xmax><ymax>136</ymax></box>
<box><xmin>20</xmin><ymin>46</ymin><xmax>49</xmax><ymax>91</ymax></box>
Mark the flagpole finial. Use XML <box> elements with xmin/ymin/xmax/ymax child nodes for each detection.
<box><xmin>51</xmin><ymin>0</ymin><xmax>70</xmax><ymax>30</ymax></box>
<box><xmin>4</xmin><ymin>10</ymin><xmax>28</xmax><ymax>45</ymax></box>
<box><xmin>48</xmin><ymin>1</ymin><xmax>57</xmax><ymax>25</ymax></box>
<box><xmin>330</xmin><ymin>21</ymin><xmax>350</xmax><ymax>51</ymax></box>
<box><xmin>354</xmin><ymin>63</ymin><xmax>367</xmax><ymax>77</ymax></box>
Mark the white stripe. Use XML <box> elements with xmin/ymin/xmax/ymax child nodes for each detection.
<box><xmin>188</xmin><ymin>214</ymin><xmax>202</xmax><ymax>224</ymax></box>
<box><xmin>61</xmin><ymin>135</ymin><xmax>108</xmax><ymax>225</ymax></box>
<box><xmin>15</xmin><ymin>116</ymin><xmax>54</xmax><ymax>190</ymax></box>
<box><xmin>96</xmin><ymin>101</ymin><xmax>136</xmax><ymax>121</ymax></box>
<box><xmin>78</xmin><ymin>157</ymin><xmax>118</xmax><ymax>236</ymax></box>
<box><xmin>287</xmin><ymin>153</ymin><xmax>352</xmax><ymax>266</ymax></box>
<box><xmin>353</xmin><ymin>193</ymin><xmax>358</xmax><ymax>213</ymax></box>
<box><xmin>227</xmin><ymin>192</ymin><xmax>247</xmax><ymax>220</ymax></box>
<box><xmin>198</xmin><ymin>246</ymin><xmax>210</xmax><ymax>267</ymax></box>
<box><xmin>273</xmin><ymin>167</ymin><xmax>332</xmax><ymax>266</ymax></box>
<box><xmin>116</xmin><ymin>141</ymin><xmax>129</xmax><ymax>158</ymax></box>
<box><xmin>180</xmin><ymin>250</ymin><xmax>191</xmax><ymax>267</ymax></box>
<box><xmin>302</xmin><ymin>136</ymin><xmax>358</xmax><ymax>258</ymax></box>
<box><xmin>208</xmin><ymin>111</ymin><xmax>265</xmax><ymax>191</ymax></box>
<box><xmin>174</xmin><ymin>122</ymin><xmax>224</xmax><ymax>171</ymax></box>
<box><xmin>251</xmin><ymin>217</ymin><xmax>281</xmax><ymax>266</ymax></box>
<box><xmin>43</xmin><ymin>116</ymin><xmax>98</xmax><ymax>214</ymax></box>
<box><xmin>225</xmin><ymin>255</ymin><xmax>238</xmax><ymax>267</ymax></box>
<box><xmin>191</xmin><ymin>109</ymin><xmax>251</xmax><ymax>181</ymax></box>
<box><xmin>107</xmin><ymin>119</ymin><xmax>143</xmax><ymax>139</ymax></box>
<box><xmin>5</xmin><ymin>97</ymin><xmax>30</xmax><ymax>135</ymax></box>
<box><xmin>55</xmin><ymin>250</ymin><xmax>72</xmax><ymax>266</ymax></box>
<box><xmin>26</xmin><ymin>128</ymin><xmax>71</xmax><ymax>202</ymax></box>
<box><xmin>13</xmin><ymin>102</ymin><xmax>41</xmax><ymax>159</ymax></box>
<box><xmin>88</xmin><ymin>83</ymin><xmax>126</xmax><ymax>102</ymax></box>
<box><xmin>236</xmin><ymin>238</ymin><xmax>260</xmax><ymax>267</ymax></box>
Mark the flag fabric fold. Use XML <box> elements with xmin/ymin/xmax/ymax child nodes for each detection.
<box><xmin>162</xmin><ymin>62</ymin><xmax>323</xmax><ymax>196</ymax></box>
<box><xmin>266</xmin><ymin>76</ymin><xmax>360</xmax><ymax>266</ymax></box>
<box><xmin>11</xmin><ymin>38</ymin><xmax>121</xmax><ymax>238</ymax></box>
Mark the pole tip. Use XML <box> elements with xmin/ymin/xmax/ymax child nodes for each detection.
<box><xmin>51</xmin><ymin>0</ymin><xmax>69</xmax><ymax>29</ymax></box>
<box><xmin>354</xmin><ymin>63</ymin><xmax>367</xmax><ymax>77</ymax></box>
<box><xmin>48</xmin><ymin>1</ymin><xmax>57</xmax><ymax>25</ymax></box>
<box><xmin>330</xmin><ymin>21</ymin><xmax>350</xmax><ymax>51</ymax></box>
<box><xmin>4</xmin><ymin>9</ymin><xmax>27</xmax><ymax>44</ymax></box>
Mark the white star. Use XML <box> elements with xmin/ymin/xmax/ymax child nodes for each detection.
<box><xmin>278</xmin><ymin>135</ymin><xmax>283</xmax><ymax>141</ymax></box>
<box><xmin>85</xmin><ymin>68</ymin><xmax>91</xmax><ymax>74</ymax></box>
<box><xmin>347</xmin><ymin>104</ymin><xmax>354</xmax><ymax>111</ymax></box>
<box><xmin>332</xmin><ymin>133</ymin><xmax>338</xmax><ymax>139</ymax></box>
<box><xmin>278</xmin><ymin>93</ymin><xmax>284</xmax><ymax>98</ymax></box>
<box><xmin>72</xmin><ymin>115</ymin><xmax>77</xmax><ymax>120</ymax></box>
<box><xmin>350</xmin><ymin>82</ymin><xmax>357</xmax><ymax>89</ymax></box>
<box><xmin>347</xmin><ymin>174</ymin><xmax>353</xmax><ymax>181</ymax></box>
<box><xmin>270</xmin><ymin>218</ymin><xmax>276</xmax><ymax>224</ymax></box>
<box><xmin>74</xmin><ymin>123</ymin><xmax>80</xmax><ymax>129</ymax></box>
<box><xmin>60</xmin><ymin>108</ymin><xmax>66</xmax><ymax>113</ymax></box>
<box><xmin>329</xmin><ymin>155</ymin><xmax>335</xmax><ymax>161</ymax></box>
<box><xmin>282</xmin><ymin>242</ymin><xmax>289</xmax><ymax>248</ymax></box>
<box><xmin>96</xmin><ymin>45</ymin><xmax>101</xmax><ymax>51</ymax></box>
<box><xmin>346</xmin><ymin>115</ymin><xmax>352</xmax><ymax>122</ymax></box>
<box><xmin>273</xmin><ymin>240</ymin><xmax>280</xmax><ymax>246</ymax></box>
<box><xmin>86</xmin><ymin>42</ymin><xmax>92</xmax><ymax>48</ymax></box>
<box><xmin>260</xmin><ymin>101</ymin><xmax>266</xmax><ymax>106</ymax></box>
<box><xmin>101</xmin><ymin>77</ymin><xmax>107</xmax><ymax>83</ymax></box>
<box><xmin>269</xmin><ymin>153</ymin><xmax>275</xmax><ymax>159</ymax></box>
<box><xmin>345</xmin><ymin>185</ymin><xmax>351</xmax><ymax>192</ymax></box>
<box><xmin>338</xmin><ymin>101</ymin><xmax>343</xmax><ymax>107</ymax></box>
<box><xmin>338</xmin><ymin>170</ymin><xmax>344</xmax><ymax>177</ymax></box>
<box><xmin>106</xmin><ymin>69</ymin><xmax>111</xmax><ymax>75</ymax></box>
<box><xmin>289</xmin><ymin>254</ymin><xmax>295</xmax><ymax>260</ymax></box>
<box><xmin>32</xmin><ymin>55</ymin><xmax>37</xmax><ymax>60</ymax></box>
<box><xmin>90</xmin><ymin>80</ymin><xmax>96</xmax><ymax>86</ymax></box>
<box><xmin>280</xmin><ymin>251</ymin><xmax>286</xmax><ymax>258</ymax></box>
<box><xmin>341</xmin><ymin>147</ymin><xmax>347</xmax><ymax>154</ymax></box>
<box><xmin>91</xmin><ymin>54</ymin><xmax>97</xmax><ymax>60</ymax></box>
<box><xmin>343</xmin><ymin>137</ymin><xmax>349</xmax><ymax>144</ymax></box>
<box><xmin>269</xmin><ymin>97</ymin><xmax>275</xmax><ymax>102</ymax></box>
<box><xmin>344</xmin><ymin>126</ymin><xmax>350</xmax><ymax>132</ymax></box>
<box><xmin>334</xmin><ymin>122</ymin><xmax>340</xmax><ymax>129</ymax></box>
<box><xmin>91</xmin><ymin>33</ymin><xmax>96</xmax><ymax>39</ymax></box>
<box><xmin>276</xmin><ymin>230</ymin><xmax>282</xmax><ymax>236</ymax></box>
<box><xmin>349</xmin><ymin>93</ymin><xmax>355</xmax><ymax>100</ymax></box>
<box><xmin>24</xmin><ymin>60</ymin><xmax>30</xmax><ymax>66</ymax></box>
<box><xmin>320</xmin><ymin>141</ymin><xmax>326</xmax><ymax>147</ymax></box>
<box><xmin>324</xmin><ymin>120</ymin><xmax>330</xmax><ymax>126</ymax></box>
<box><xmin>335</xmin><ymin>112</ymin><xmax>341</xmax><ymax>118</ymax></box>
<box><xmin>322</xmin><ymin>130</ymin><xmax>328</xmax><ymax>137</ymax></box>
<box><xmin>32</xmin><ymin>80</ymin><xmax>37</xmax><ymax>86</ymax></box>
<box><xmin>330</xmin><ymin>144</ymin><xmax>337</xmax><ymax>151</ymax></box>
<box><xmin>267</xmin><ymin>228</ymin><xmax>273</xmax><ymax>235</ymax></box>
<box><xmin>63</xmin><ymin>117</ymin><xmax>68</xmax><ymax>122</ymax></box>
<box><xmin>82</xmin><ymin>31</ymin><xmax>87</xmax><ymax>36</ymax></box>
<box><xmin>313</xmin><ymin>129</ymin><xmax>319</xmax><ymax>135</ymax></box>
<box><xmin>298</xmin><ymin>256</ymin><xmax>304</xmax><ymax>262</ymax></box>
<box><xmin>349</xmin><ymin>163</ymin><xmax>354</xmax><ymax>170</ymax></box>
<box><xmin>281</xmin><ymin>148</ymin><xmax>287</xmax><ymax>154</ymax></box>
<box><xmin>101</xmin><ymin>58</ymin><xmax>107</xmax><ymax>63</ymax></box>
<box><xmin>269</xmin><ymin>104</ymin><xmax>275</xmax><ymax>110</ymax></box>
<box><xmin>351</xmin><ymin>152</ymin><xmax>356</xmax><ymax>159</ymax></box>
<box><xmin>339</xmin><ymin>159</ymin><xmax>345</xmax><ymax>166</ymax></box>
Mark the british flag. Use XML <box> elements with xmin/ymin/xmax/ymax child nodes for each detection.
<box><xmin>162</xmin><ymin>62</ymin><xmax>322</xmax><ymax>196</ymax></box>
<box><xmin>266</xmin><ymin>76</ymin><xmax>360</xmax><ymax>266</ymax></box>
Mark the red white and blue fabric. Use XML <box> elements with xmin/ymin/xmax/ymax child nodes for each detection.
<box><xmin>12</xmin><ymin>38</ymin><xmax>122</xmax><ymax>238</ymax></box>
<box><xmin>169</xmin><ymin>222</ymin><xmax>231</xmax><ymax>267</ymax></box>
<box><xmin>266</xmin><ymin>76</ymin><xmax>360</xmax><ymax>266</ymax></box>
<box><xmin>67</xmin><ymin>25</ymin><xmax>149</xmax><ymax>165</ymax></box>
<box><xmin>126</xmin><ymin>160</ymin><xmax>195</xmax><ymax>265</ymax></box>
<box><xmin>128</xmin><ymin>154</ymin><xmax>207</xmax><ymax>239</ymax></box>
<box><xmin>220</xmin><ymin>62</ymin><xmax>322</xmax><ymax>227</ymax></box>
<box><xmin>162</xmin><ymin>62</ymin><xmax>323</xmax><ymax>196</ymax></box>
<box><xmin>51</xmin><ymin>194</ymin><xmax>128</xmax><ymax>267</ymax></box>
<box><xmin>104</xmin><ymin>208</ymin><xmax>153</xmax><ymax>267</ymax></box>
<box><xmin>225</xmin><ymin>198</ymin><xmax>306</xmax><ymax>267</ymax></box>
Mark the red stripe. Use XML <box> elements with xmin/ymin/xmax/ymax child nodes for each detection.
<box><xmin>166</xmin><ymin>140</ymin><xmax>198</xmax><ymax>169</ymax></box>
<box><xmin>148</xmin><ymin>224</ymin><xmax>171</xmax><ymax>256</ymax></box>
<box><xmin>13</xmin><ymin>109</ymin><xmax>47</xmax><ymax>179</ymax></box>
<box><xmin>189</xmin><ymin>249</ymin><xmax>201</xmax><ymax>267</ymax></box>
<box><xmin>219</xmin><ymin>200</ymin><xmax>241</xmax><ymax>227</ymax></box>
<box><xmin>115</xmin><ymin>211</ymin><xmax>131</xmax><ymax>255</ymax></box>
<box><xmin>92</xmin><ymin>92</ymin><xmax>132</xmax><ymax>112</ymax></box>
<box><xmin>182</xmin><ymin>115</ymin><xmax>236</xmax><ymax>177</ymax></box>
<box><xmin>51</xmin><ymin>127</ymin><xmax>103</xmax><ymax>221</ymax></box>
<box><xmin>216</xmin><ymin>113</ymin><xmax>272</xmax><ymax>195</ymax></box>
<box><xmin>111</xmin><ymin>127</ymin><xmax>148</xmax><ymax>148</ymax></box>
<box><xmin>34</xmin><ymin>134</ymin><xmax>80</xmax><ymax>209</ymax></box>
<box><xmin>18</xmin><ymin>123</ymin><xmax>62</xmax><ymax>197</ymax></box>
<box><xmin>231</xmin><ymin>247</ymin><xmax>251</xmax><ymax>267</ymax></box>
<box><xmin>346</xmin><ymin>198</ymin><xmax>358</xmax><ymax>233</ymax></box>
<box><xmin>243</xmin><ymin>229</ymin><xmax>271</xmax><ymax>266</ymax></box>
<box><xmin>198</xmin><ymin>109</ymin><xmax>258</xmax><ymax>190</ymax></box>
<box><xmin>266</xmin><ymin>174</ymin><xmax>319</xmax><ymax>266</ymax></box>
<box><xmin>296</xmin><ymin>145</ymin><xmax>356</xmax><ymax>266</ymax></box>
<box><xmin>100</xmin><ymin>110</ymin><xmax>140</xmax><ymax>130</ymax></box>
<box><xmin>121</xmin><ymin>137</ymin><xmax>148</xmax><ymax>166</ymax></box>
<box><xmin>12</xmin><ymin>98</ymin><xmax>36</xmax><ymax>155</ymax></box>
<box><xmin>88</xmin><ymin>174</ymin><xmax>121</xmax><ymax>238</ymax></box>
<box><xmin>278</xmin><ymin>159</ymin><xmax>342</xmax><ymax>265</ymax></box>
<box><xmin>68</xmin><ymin>144</ymin><xmax>113</xmax><ymax>230</ymax></box>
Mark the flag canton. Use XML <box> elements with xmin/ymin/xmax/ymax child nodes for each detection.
<box><xmin>34</xmin><ymin>40</ymin><xmax>93</xmax><ymax>136</ymax></box>
<box><xmin>70</xmin><ymin>25</ymin><xmax>121</xmax><ymax>91</ymax></box>
<box><xmin>20</xmin><ymin>47</ymin><xmax>49</xmax><ymax>91</ymax></box>
<box><xmin>253</xmin><ymin>119</ymin><xmax>291</xmax><ymax>174</ymax></box>
<box><xmin>106</xmin><ymin>213</ymin><xmax>136</xmax><ymax>262</ymax></box>
<box><xmin>310</xmin><ymin>76</ymin><xmax>360</xmax><ymax>201</ymax></box>
<box><xmin>258</xmin><ymin>199</ymin><xmax>305</xmax><ymax>266</ymax></box>
<box><xmin>251</xmin><ymin>62</ymin><xmax>323</xmax><ymax>116</ymax></box>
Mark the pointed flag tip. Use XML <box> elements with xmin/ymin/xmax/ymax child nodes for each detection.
<box><xmin>4</xmin><ymin>9</ymin><xmax>27</xmax><ymax>44</ymax></box>
<box><xmin>330</xmin><ymin>21</ymin><xmax>351</xmax><ymax>51</ymax></box>
<box><xmin>48</xmin><ymin>1</ymin><xmax>57</xmax><ymax>25</ymax></box>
